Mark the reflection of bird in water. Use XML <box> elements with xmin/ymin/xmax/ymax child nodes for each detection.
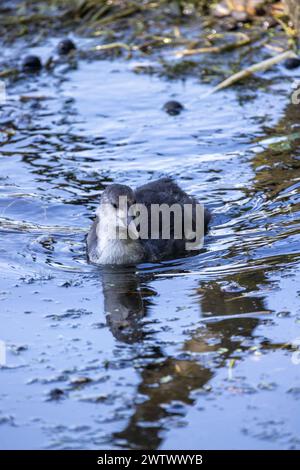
<box><xmin>111</xmin><ymin>272</ymin><xmax>268</xmax><ymax>449</ymax></box>
<box><xmin>101</xmin><ymin>266</ymin><xmax>153</xmax><ymax>343</ymax></box>
<box><xmin>114</xmin><ymin>357</ymin><xmax>212</xmax><ymax>449</ymax></box>
<box><xmin>87</xmin><ymin>178</ymin><xmax>211</xmax><ymax>265</ymax></box>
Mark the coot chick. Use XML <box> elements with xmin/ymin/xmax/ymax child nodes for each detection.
<box><xmin>57</xmin><ymin>38</ymin><xmax>76</xmax><ymax>55</ymax></box>
<box><xmin>87</xmin><ymin>178</ymin><xmax>210</xmax><ymax>265</ymax></box>
<box><xmin>22</xmin><ymin>55</ymin><xmax>42</xmax><ymax>72</ymax></box>
<box><xmin>163</xmin><ymin>100</ymin><xmax>184</xmax><ymax>116</ymax></box>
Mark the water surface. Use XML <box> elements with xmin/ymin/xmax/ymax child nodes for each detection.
<box><xmin>1</xmin><ymin>39</ymin><xmax>300</xmax><ymax>449</ymax></box>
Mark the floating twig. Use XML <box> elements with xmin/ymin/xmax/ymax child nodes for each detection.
<box><xmin>94</xmin><ymin>41</ymin><xmax>132</xmax><ymax>52</ymax></box>
<box><xmin>0</xmin><ymin>68</ymin><xmax>18</xmax><ymax>78</ymax></box>
<box><xmin>208</xmin><ymin>49</ymin><xmax>298</xmax><ymax>94</ymax></box>
<box><xmin>176</xmin><ymin>32</ymin><xmax>251</xmax><ymax>57</ymax></box>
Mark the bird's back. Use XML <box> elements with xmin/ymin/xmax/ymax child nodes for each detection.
<box><xmin>134</xmin><ymin>178</ymin><xmax>210</xmax><ymax>260</ymax></box>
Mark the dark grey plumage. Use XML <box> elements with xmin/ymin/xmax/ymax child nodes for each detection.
<box><xmin>134</xmin><ymin>178</ymin><xmax>210</xmax><ymax>260</ymax></box>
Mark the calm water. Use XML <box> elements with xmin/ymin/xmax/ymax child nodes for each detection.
<box><xmin>1</xmin><ymin>38</ymin><xmax>300</xmax><ymax>449</ymax></box>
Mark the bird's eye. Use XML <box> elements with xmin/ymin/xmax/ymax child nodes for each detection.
<box><xmin>112</xmin><ymin>203</ymin><xmax>117</xmax><ymax>209</ymax></box>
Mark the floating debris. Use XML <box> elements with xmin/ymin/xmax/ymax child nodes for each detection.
<box><xmin>57</xmin><ymin>38</ymin><xmax>76</xmax><ymax>55</ymax></box>
<box><xmin>159</xmin><ymin>375</ymin><xmax>173</xmax><ymax>384</ymax></box>
<box><xmin>163</xmin><ymin>100</ymin><xmax>184</xmax><ymax>116</ymax></box>
<box><xmin>48</xmin><ymin>388</ymin><xmax>65</xmax><ymax>401</ymax></box>
<box><xmin>22</xmin><ymin>55</ymin><xmax>42</xmax><ymax>72</ymax></box>
<box><xmin>284</xmin><ymin>56</ymin><xmax>300</xmax><ymax>69</ymax></box>
<box><xmin>176</xmin><ymin>32</ymin><xmax>251</xmax><ymax>57</ymax></box>
<box><xmin>69</xmin><ymin>376</ymin><xmax>92</xmax><ymax>387</ymax></box>
<box><xmin>208</xmin><ymin>50</ymin><xmax>297</xmax><ymax>94</ymax></box>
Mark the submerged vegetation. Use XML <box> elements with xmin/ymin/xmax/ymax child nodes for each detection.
<box><xmin>1</xmin><ymin>1</ymin><xmax>300</xmax><ymax>86</ymax></box>
<box><xmin>1</xmin><ymin>1</ymin><xmax>300</xmax><ymax>137</ymax></box>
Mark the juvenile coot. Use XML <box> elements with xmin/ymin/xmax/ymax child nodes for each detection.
<box><xmin>87</xmin><ymin>178</ymin><xmax>210</xmax><ymax>265</ymax></box>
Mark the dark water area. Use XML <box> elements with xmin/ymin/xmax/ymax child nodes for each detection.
<box><xmin>1</xmin><ymin>36</ymin><xmax>300</xmax><ymax>449</ymax></box>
